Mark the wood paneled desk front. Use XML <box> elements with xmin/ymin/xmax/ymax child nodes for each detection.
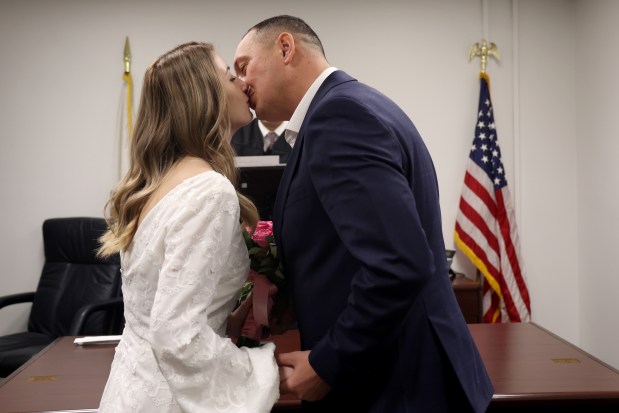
<box><xmin>2</xmin><ymin>324</ymin><xmax>619</xmax><ymax>412</ymax></box>
<box><xmin>451</xmin><ymin>273</ymin><xmax>483</xmax><ymax>323</ymax></box>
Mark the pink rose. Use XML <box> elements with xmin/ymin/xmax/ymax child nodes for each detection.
<box><xmin>251</xmin><ymin>221</ymin><xmax>273</xmax><ymax>248</ymax></box>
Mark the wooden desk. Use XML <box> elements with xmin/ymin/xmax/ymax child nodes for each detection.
<box><xmin>2</xmin><ymin>324</ymin><xmax>619</xmax><ymax>412</ymax></box>
<box><xmin>473</xmin><ymin>323</ymin><xmax>619</xmax><ymax>412</ymax></box>
<box><xmin>0</xmin><ymin>331</ymin><xmax>301</xmax><ymax>412</ymax></box>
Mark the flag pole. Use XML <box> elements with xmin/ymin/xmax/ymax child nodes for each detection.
<box><xmin>123</xmin><ymin>37</ymin><xmax>133</xmax><ymax>138</ymax></box>
<box><xmin>119</xmin><ymin>37</ymin><xmax>133</xmax><ymax>180</ymax></box>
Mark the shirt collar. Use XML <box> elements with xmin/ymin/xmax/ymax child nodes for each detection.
<box><xmin>257</xmin><ymin>120</ymin><xmax>289</xmax><ymax>137</ymax></box>
<box><xmin>285</xmin><ymin>67</ymin><xmax>338</xmax><ymax>147</ymax></box>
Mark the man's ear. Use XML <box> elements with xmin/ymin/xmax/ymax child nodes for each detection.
<box><xmin>277</xmin><ymin>32</ymin><xmax>295</xmax><ymax>64</ymax></box>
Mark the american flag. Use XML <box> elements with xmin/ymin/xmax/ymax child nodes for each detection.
<box><xmin>454</xmin><ymin>73</ymin><xmax>531</xmax><ymax>323</ymax></box>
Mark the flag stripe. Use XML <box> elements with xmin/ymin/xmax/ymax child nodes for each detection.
<box><xmin>457</xmin><ymin>199</ymin><xmax>500</xmax><ymax>267</ymax></box>
<box><xmin>482</xmin><ymin>279</ymin><xmax>501</xmax><ymax>322</ymax></box>
<box><xmin>464</xmin><ymin>168</ymin><xmax>496</xmax><ymax>216</ymax></box>
<box><xmin>496</xmin><ymin>189</ymin><xmax>531</xmax><ymax>313</ymax></box>
<box><xmin>460</xmin><ymin>173</ymin><xmax>500</xmax><ymax>255</ymax></box>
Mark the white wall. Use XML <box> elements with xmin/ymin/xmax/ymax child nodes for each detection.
<box><xmin>0</xmin><ymin>0</ymin><xmax>615</xmax><ymax>369</ymax></box>
<box><xmin>575</xmin><ymin>0</ymin><xmax>619</xmax><ymax>370</ymax></box>
<box><xmin>517</xmin><ymin>0</ymin><xmax>580</xmax><ymax>344</ymax></box>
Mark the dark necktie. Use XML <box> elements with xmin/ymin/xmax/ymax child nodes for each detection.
<box><xmin>266</xmin><ymin>131</ymin><xmax>278</xmax><ymax>151</ymax></box>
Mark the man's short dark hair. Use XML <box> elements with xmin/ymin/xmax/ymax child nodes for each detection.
<box><xmin>249</xmin><ymin>15</ymin><xmax>325</xmax><ymax>57</ymax></box>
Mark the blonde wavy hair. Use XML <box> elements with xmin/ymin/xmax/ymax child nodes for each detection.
<box><xmin>98</xmin><ymin>42</ymin><xmax>258</xmax><ymax>257</ymax></box>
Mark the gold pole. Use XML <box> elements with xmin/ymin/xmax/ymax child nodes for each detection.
<box><xmin>123</xmin><ymin>36</ymin><xmax>132</xmax><ymax>74</ymax></box>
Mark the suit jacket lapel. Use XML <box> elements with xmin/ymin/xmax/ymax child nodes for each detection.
<box><xmin>273</xmin><ymin>71</ymin><xmax>356</xmax><ymax>246</ymax></box>
<box><xmin>273</xmin><ymin>129</ymin><xmax>301</xmax><ymax>245</ymax></box>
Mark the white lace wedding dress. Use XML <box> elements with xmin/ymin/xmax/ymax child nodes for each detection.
<box><xmin>98</xmin><ymin>171</ymin><xmax>279</xmax><ymax>413</ymax></box>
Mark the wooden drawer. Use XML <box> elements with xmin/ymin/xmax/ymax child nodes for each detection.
<box><xmin>451</xmin><ymin>274</ymin><xmax>482</xmax><ymax>323</ymax></box>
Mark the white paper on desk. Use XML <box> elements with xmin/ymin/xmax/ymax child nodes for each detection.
<box><xmin>47</xmin><ymin>410</ymin><xmax>98</xmax><ymax>412</ymax></box>
<box><xmin>74</xmin><ymin>335</ymin><xmax>121</xmax><ymax>345</ymax></box>
<box><xmin>234</xmin><ymin>155</ymin><xmax>280</xmax><ymax>167</ymax></box>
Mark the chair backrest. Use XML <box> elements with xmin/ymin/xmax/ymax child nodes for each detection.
<box><xmin>28</xmin><ymin>217</ymin><xmax>121</xmax><ymax>337</ymax></box>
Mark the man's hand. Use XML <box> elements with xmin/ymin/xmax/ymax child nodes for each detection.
<box><xmin>276</xmin><ymin>350</ymin><xmax>331</xmax><ymax>401</ymax></box>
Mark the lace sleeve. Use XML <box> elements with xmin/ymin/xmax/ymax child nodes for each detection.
<box><xmin>149</xmin><ymin>177</ymin><xmax>279</xmax><ymax>412</ymax></box>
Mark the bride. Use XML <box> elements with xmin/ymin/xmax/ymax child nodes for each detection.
<box><xmin>97</xmin><ymin>41</ymin><xmax>279</xmax><ymax>412</ymax></box>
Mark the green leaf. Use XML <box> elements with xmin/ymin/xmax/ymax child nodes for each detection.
<box><xmin>237</xmin><ymin>282</ymin><xmax>254</xmax><ymax>304</ymax></box>
<box><xmin>248</xmin><ymin>246</ymin><xmax>263</xmax><ymax>255</ymax></box>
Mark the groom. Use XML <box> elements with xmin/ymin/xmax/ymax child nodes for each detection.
<box><xmin>235</xmin><ymin>15</ymin><xmax>494</xmax><ymax>412</ymax></box>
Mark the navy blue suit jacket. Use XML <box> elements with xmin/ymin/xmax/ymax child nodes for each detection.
<box><xmin>273</xmin><ymin>71</ymin><xmax>493</xmax><ymax>412</ymax></box>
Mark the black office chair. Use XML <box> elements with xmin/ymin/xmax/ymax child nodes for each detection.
<box><xmin>0</xmin><ymin>217</ymin><xmax>124</xmax><ymax>378</ymax></box>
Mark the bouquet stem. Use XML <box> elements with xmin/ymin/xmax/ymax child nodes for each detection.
<box><xmin>236</xmin><ymin>336</ymin><xmax>262</xmax><ymax>348</ymax></box>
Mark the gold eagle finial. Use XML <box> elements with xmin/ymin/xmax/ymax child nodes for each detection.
<box><xmin>468</xmin><ymin>39</ymin><xmax>500</xmax><ymax>73</ymax></box>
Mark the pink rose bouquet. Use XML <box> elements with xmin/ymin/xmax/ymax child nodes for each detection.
<box><xmin>236</xmin><ymin>221</ymin><xmax>285</xmax><ymax>348</ymax></box>
<box><xmin>244</xmin><ymin>221</ymin><xmax>284</xmax><ymax>287</ymax></box>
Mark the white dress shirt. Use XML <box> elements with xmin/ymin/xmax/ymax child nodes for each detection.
<box><xmin>257</xmin><ymin>120</ymin><xmax>288</xmax><ymax>151</ymax></box>
<box><xmin>285</xmin><ymin>67</ymin><xmax>338</xmax><ymax>148</ymax></box>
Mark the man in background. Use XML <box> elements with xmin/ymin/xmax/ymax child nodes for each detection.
<box><xmin>232</xmin><ymin>118</ymin><xmax>291</xmax><ymax>163</ymax></box>
<box><xmin>232</xmin><ymin>118</ymin><xmax>290</xmax><ymax>219</ymax></box>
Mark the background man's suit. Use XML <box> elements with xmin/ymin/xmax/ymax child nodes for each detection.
<box><xmin>273</xmin><ymin>70</ymin><xmax>494</xmax><ymax>412</ymax></box>
<box><xmin>232</xmin><ymin>119</ymin><xmax>291</xmax><ymax>220</ymax></box>
<box><xmin>231</xmin><ymin>118</ymin><xmax>292</xmax><ymax>164</ymax></box>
